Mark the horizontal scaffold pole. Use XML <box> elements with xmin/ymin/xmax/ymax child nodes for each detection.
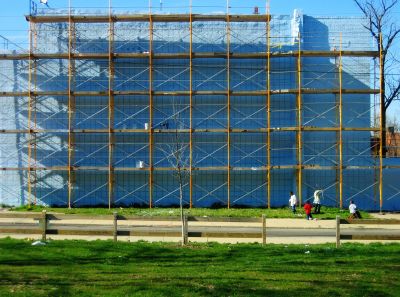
<box><xmin>0</xmin><ymin>51</ymin><xmax>379</xmax><ymax>60</ymax></box>
<box><xmin>0</xmin><ymin>89</ymin><xmax>380</xmax><ymax>97</ymax></box>
<box><xmin>0</xmin><ymin>127</ymin><xmax>381</xmax><ymax>134</ymax></box>
<box><xmin>1</xmin><ymin>165</ymin><xmax>397</xmax><ymax>171</ymax></box>
<box><xmin>26</xmin><ymin>14</ymin><xmax>272</xmax><ymax>23</ymax></box>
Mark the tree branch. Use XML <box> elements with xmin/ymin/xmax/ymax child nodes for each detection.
<box><xmin>385</xmin><ymin>80</ymin><xmax>400</xmax><ymax>109</ymax></box>
<box><xmin>354</xmin><ymin>0</ymin><xmax>368</xmax><ymax>14</ymax></box>
<box><xmin>383</xmin><ymin>0</ymin><xmax>399</xmax><ymax>12</ymax></box>
<box><xmin>385</xmin><ymin>28</ymin><xmax>400</xmax><ymax>52</ymax></box>
<box><xmin>354</xmin><ymin>0</ymin><xmax>400</xmax><ymax>112</ymax></box>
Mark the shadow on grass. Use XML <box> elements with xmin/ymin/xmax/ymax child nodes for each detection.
<box><xmin>0</xmin><ymin>239</ymin><xmax>399</xmax><ymax>296</ymax></box>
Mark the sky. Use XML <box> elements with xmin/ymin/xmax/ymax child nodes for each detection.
<box><xmin>0</xmin><ymin>0</ymin><xmax>399</xmax><ymax>115</ymax></box>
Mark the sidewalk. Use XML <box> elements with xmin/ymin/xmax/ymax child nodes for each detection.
<box><xmin>370</xmin><ymin>213</ymin><xmax>400</xmax><ymax>220</ymax></box>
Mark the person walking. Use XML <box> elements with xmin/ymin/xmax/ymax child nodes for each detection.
<box><xmin>289</xmin><ymin>191</ymin><xmax>297</xmax><ymax>214</ymax></box>
<box><xmin>304</xmin><ymin>200</ymin><xmax>313</xmax><ymax>220</ymax></box>
<box><xmin>313</xmin><ymin>189</ymin><xmax>323</xmax><ymax>214</ymax></box>
<box><xmin>348</xmin><ymin>200</ymin><xmax>361</xmax><ymax>219</ymax></box>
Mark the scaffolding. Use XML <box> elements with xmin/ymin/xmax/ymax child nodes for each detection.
<box><xmin>0</xmin><ymin>0</ymin><xmax>398</xmax><ymax>211</ymax></box>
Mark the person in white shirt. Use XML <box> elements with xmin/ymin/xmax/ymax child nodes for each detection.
<box><xmin>289</xmin><ymin>191</ymin><xmax>297</xmax><ymax>214</ymax></box>
<box><xmin>313</xmin><ymin>189</ymin><xmax>323</xmax><ymax>214</ymax></box>
<box><xmin>348</xmin><ymin>200</ymin><xmax>360</xmax><ymax>219</ymax></box>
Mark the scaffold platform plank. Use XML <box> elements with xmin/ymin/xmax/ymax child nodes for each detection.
<box><xmin>0</xmin><ymin>89</ymin><xmax>380</xmax><ymax>97</ymax></box>
<box><xmin>0</xmin><ymin>127</ymin><xmax>381</xmax><ymax>134</ymax></box>
<box><xmin>2</xmin><ymin>165</ymin><xmax>396</xmax><ymax>171</ymax></box>
<box><xmin>26</xmin><ymin>14</ymin><xmax>272</xmax><ymax>23</ymax></box>
<box><xmin>0</xmin><ymin>50</ymin><xmax>378</xmax><ymax>60</ymax></box>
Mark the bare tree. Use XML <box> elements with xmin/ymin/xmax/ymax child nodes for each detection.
<box><xmin>387</xmin><ymin>114</ymin><xmax>400</xmax><ymax>131</ymax></box>
<box><xmin>385</xmin><ymin>114</ymin><xmax>400</xmax><ymax>156</ymax></box>
<box><xmin>157</xmin><ymin>96</ymin><xmax>190</xmax><ymax>246</ymax></box>
<box><xmin>354</xmin><ymin>0</ymin><xmax>400</xmax><ymax>156</ymax></box>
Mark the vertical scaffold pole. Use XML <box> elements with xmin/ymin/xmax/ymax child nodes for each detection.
<box><xmin>296</xmin><ymin>31</ymin><xmax>302</xmax><ymax>207</ymax></box>
<box><xmin>226</xmin><ymin>0</ymin><xmax>231</xmax><ymax>209</ymax></box>
<box><xmin>339</xmin><ymin>33</ymin><xmax>343</xmax><ymax>209</ymax></box>
<box><xmin>266</xmin><ymin>0</ymin><xmax>271</xmax><ymax>209</ymax></box>
<box><xmin>108</xmin><ymin>0</ymin><xmax>115</xmax><ymax>209</ymax></box>
<box><xmin>33</xmin><ymin>24</ymin><xmax>38</xmax><ymax>205</ymax></box>
<box><xmin>148</xmin><ymin>1</ymin><xmax>154</xmax><ymax>208</ymax></box>
<box><xmin>379</xmin><ymin>33</ymin><xmax>384</xmax><ymax>213</ymax></box>
<box><xmin>27</xmin><ymin>21</ymin><xmax>33</xmax><ymax>207</ymax></box>
<box><xmin>189</xmin><ymin>0</ymin><xmax>193</xmax><ymax>208</ymax></box>
<box><xmin>335</xmin><ymin>47</ymin><xmax>340</xmax><ymax>208</ymax></box>
<box><xmin>67</xmin><ymin>0</ymin><xmax>75</xmax><ymax>209</ymax></box>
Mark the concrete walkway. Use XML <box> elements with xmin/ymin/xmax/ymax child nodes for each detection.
<box><xmin>370</xmin><ymin>212</ymin><xmax>400</xmax><ymax>220</ymax></box>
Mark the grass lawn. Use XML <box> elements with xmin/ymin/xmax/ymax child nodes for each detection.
<box><xmin>11</xmin><ymin>205</ymin><xmax>371</xmax><ymax>219</ymax></box>
<box><xmin>0</xmin><ymin>238</ymin><xmax>398</xmax><ymax>297</ymax></box>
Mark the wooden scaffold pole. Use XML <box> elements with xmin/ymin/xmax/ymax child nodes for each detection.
<box><xmin>266</xmin><ymin>0</ymin><xmax>271</xmax><ymax>208</ymax></box>
<box><xmin>67</xmin><ymin>0</ymin><xmax>76</xmax><ymax>209</ymax></box>
<box><xmin>27</xmin><ymin>20</ymin><xmax>33</xmax><ymax>207</ymax></box>
<box><xmin>226</xmin><ymin>0</ymin><xmax>231</xmax><ymax>209</ymax></box>
<box><xmin>148</xmin><ymin>1</ymin><xmax>154</xmax><ymax>208</ymax></box>
<box><xmin>108</xmin><ymin>0</ymin><xmax>115</xmax><ymax>209</ymax></box>
<box><xmin>297</xmin><ymin>31</ymin><xmax>302</xmax><ymax>207</ymax></box>
<box><xmin>335</xmin><ymin>42</ymin><xmax>340</xmax><ymax>208</ymax></box>
<box><xmin>339</xmin><ymin>33</ymin><xmax>343</xmax><ymax>209</ymax></box>
<box><xmin>379</xmin><ymin>32</ymin><xmax>384</xmax><ymax>213</ymax></box>
<box><xmin>189</xmin><ymin>0</ymin><xmax>193</xmax><ymax>208</ymax></box>
<box><xmin>33</xmin><ymin>25</ymin><xmax>38</xmax><ymax>206</ymax></box>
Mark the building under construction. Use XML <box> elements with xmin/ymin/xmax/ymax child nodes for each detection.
<box><xmin>0</xmin><ymin>1</ymin><xmax>399</xmax><ymax>210</ymax></box>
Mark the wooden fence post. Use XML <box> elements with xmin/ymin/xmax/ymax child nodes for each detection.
<box><xmin>41</xmin><ymin>210</ymin><xmax>47</xmax><ymax>241</ymax></box>
<box><xmin>113</xmin><ymin>212</ymin><xmax>118</xmax><ymax>242</ymax></box>
<box><xmin>183</xmin><ymin>215</ymin><xmax>188</xmax><ymax>245</ymax></box>
<box><xmin>336</xmin><ymin>215</ymin><xmax>341</xmax><ymax>248</ymax></box>
<box><xmin>262</xmin><ymin>214</ymin><xmax>266</xmax><ymax>245</ymax></box>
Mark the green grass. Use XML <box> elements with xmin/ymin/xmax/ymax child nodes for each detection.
<box><xmin>11</xmin><ymin>205</ymin><xmax>370</xmax><ymax>219</ymax></box>
<box><xmin>0</xmin><ymin>238</ymin><xmax>398</xmax><ymax>297</ymax></box>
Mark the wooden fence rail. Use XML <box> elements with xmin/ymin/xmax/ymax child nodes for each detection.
<box><xmin>335</xmin><ymin>215</ymin><xmax>400</xmax><ymax>247</ymax></box>
<box><xmin>0</xmin><ymin>211</ymin><xmax>267</xmax><ymax>244</ymax></box>
<box><xmin>1</xmin><ymin>212</ymin><xmax>399</xmax><ymax>246</ymax></box>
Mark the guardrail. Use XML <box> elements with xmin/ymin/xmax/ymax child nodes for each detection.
<box><xmin>335</xmin><ymin>215</ymin><xmax>400</xmax><ymax>248</ymax></box>
<box><xmin>0</xmin><ymin>211</ymin><xmax>267</xmax><ymax>244</ymax></box>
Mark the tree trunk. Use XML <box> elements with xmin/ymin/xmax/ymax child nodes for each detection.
<box><xmin>381</xmin><ymin>51</ymin><xmax>387</xmax><ymax>158</ymax></box>
<box><xmin>178</xmin><ymin>167</ymin><xmax>185</xmax><ymax>246</ymax></box>
<box><xmin>382</xmin><ymin>107</ymin><xmax>387</xmax><ymax>157</ymax></box>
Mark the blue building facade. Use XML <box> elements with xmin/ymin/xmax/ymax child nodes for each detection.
<box><xmin>0</xmin><ymin>9</ymin><xmax>399</xmax><ymax>210</ymax></box>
